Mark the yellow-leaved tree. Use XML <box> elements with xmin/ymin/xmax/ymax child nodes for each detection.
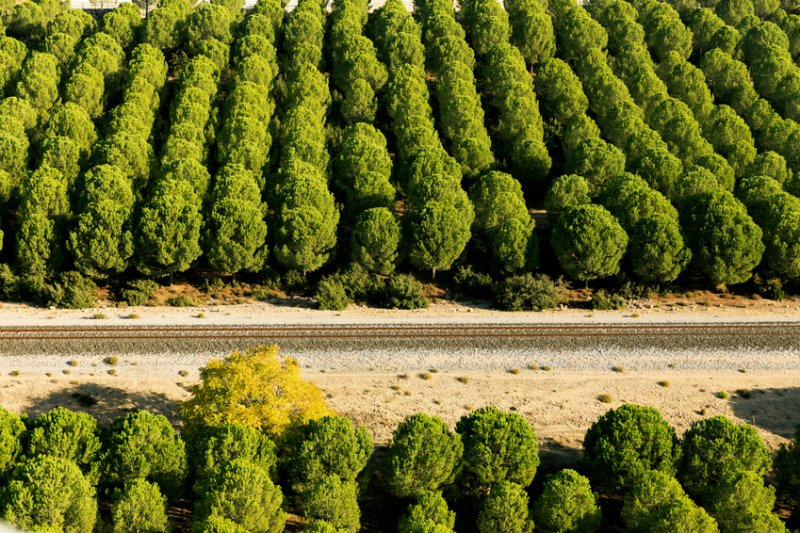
<box><xmin>180</xmin><ymin>345</ymin><xmax>333</xmax><ymax>437</ymax></box>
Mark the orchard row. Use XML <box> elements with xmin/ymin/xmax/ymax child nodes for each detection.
<box><xmin>0</xmin><ymin>0</ymin><xmax>799</xmax><ymax>306</ymax></box>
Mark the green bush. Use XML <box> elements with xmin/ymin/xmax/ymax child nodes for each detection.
<box><xmin>0</xmin><ymin>406</ymin><xmax>25</xmax><ymax>476</ymax></box>
<box><xmin>191</xmin><ymin>423</ymin><xmax>278</xmax><ymax>487</ymax></box>
<box><xmin>493</xmin><ymin>274</ymin><xmax>561</xmax><ymax>311</ymax></box>
<box><xmin>289</xmin><ymin>416</ymin><xmax>373</xmax><ymax>493</ymax></box>
<box><xmin>300</xmin><ymin>474</ymin><xmax>360</xmax><ymax>533</ymax></box>
<box><xmin>590</xmin><ymin>289</ymin><xmax>625</xmax><ymax>310</ymax></box>
<box><xmin>621</xmin><ymin>470</ymin><xmax>718</xmax><ymax>533</ymax></box>
<box><xmin>398</xmin><ymin>491</ymin><xmax>456</xmax><ymax>533</ymax></box>
<box><xmin>1</xmin><ymin>455</ymin><xmax>97</xmax><ymax>532</ymax></box>
<box><xmin>192</xmin><ymin>515</ymin><xmax>248</xmax><ymax>533</ymax></box>
<box><xmin>532</xmin><ymin>469</ymin><xmax>601</xmax><ymax>533</ymax></box>
<box><xmin>25</xmin><ymin>406</ymin><xmax>102</xmax><ymax>482</ymax></box>
<box><xmin>677</xmin><ymin>415</ymin><xmax>771</xmax><ymax>502</ymax></box>
<box><xmin>315</xmin><ymin>276</ymin><xmax>351</xmax><ymax>310</ymax></box>
<box><xmin>0</xmin><ymin>263</ymin><xmax>20</xmax><ymax>301</ymax></box>
<box><xmin>776</xmin><ymin>425</ymin><xmax>800</xmax><ymax>505</ymax></box>
<box><xmin>378</xmin><ymin>274</ymin><xmax>427</xmax><ymax>309</ymax></box>
<box><xmin>583</xmin><ymin>404</ymin><xmax>678</xmax><ymax>490</ymax></box>
<box><xmin>456</xmin><ymin>407</ymin><xmax>539</xmax><ymax>489</ymax></box>
<box><xmin>195</xmin><ymin>459</ymin><xmax>284</xmax><ymax>533</ymax></box>
<box><xmin>387</xmin><ymin>413</ymin><xmax>463</xmax><ymax>498</ymax></box>
<box><xmin>119</xmin><ymin>279</ymin><xmax>159</xmax><ymax>306</ymax></box>
<box><xmin>281</xmin><ymin>270</ymin><xmax>307</xmax><ymax>294</ymax></box>
<box><xmin>476</xmin><ymin>481</ymin><xmax>534</xmax><ymax>533</ymax></box>
<box><xmin>49</xmin><ymin>271</ymin><xmax>96</xmax><ymax>309</ymax></box>
<box><xmin>705</xmin><ymin>471</ymin><xmax>785</xmax><ymax>533</ymax></box>
<box><xmin>451</xmin><ymin>265</ymin><xmax>494</xmax><ymax>299</ymax></box>
<box><xmin>103</xmin><ymin>410</ymin><xmax>187</xmax><ymax>500</ymax></box>
<box><xmin>305</xmin><ymin>521</ymin><xmax>340</xmax><ymax>533</ymax></box>
<box><xmin>112</xmin><ymin>479</ymin><xmax>169</xmax><ymax>533</ymax></box>
<box><xmin>167</xmin><ymin>294</ymin><xmax>196</xmax><ymax>307</ymax></box>
<box><xmin>335</xmin><ymin>264</ymin><xmax>382</xmax><ymax>300</ymax></box>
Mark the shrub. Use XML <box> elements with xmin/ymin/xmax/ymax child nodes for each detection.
<box><xmin>103</xmin><ymin>410</ymin><xmax>187</xmax><ymax>500</ymax></box>
<box><xmin>776</xmin><ymin>425</ymin><xmax>800</xmax><ymax>504</ymax></box>
<box><xmin>305</xmin><ymin>521</ymin><xmax>340</xmax><ymax>533</ymax></box>
<box><xmin>451</xmin><ymin>265</ymin><xmax>494</xmax><ymax>299</ymax></box>
<box><xmin>0</xmin><ymin>406</ymin><xmax>25</xmax><ymax>476</ymax></box>
<box><xmin>0</xmin><ymin>263</ymin><xmax>20</xmax><ymax>300</ymax></box>
<box><xmin>335</xmin><ymin>264</ymin><xmax>382</xmax><ymax>301</ymax></box>
<box><xmin>621</xmin><ymin>470</ymin><xmax>718</xmax><ymax>533</ymax></box>
<box><xmin>112</xmin><ymin>479</ymin><xmax>169</xmax><ymax>533</ymax></box>
<box><xmin>299</xmin><ymin>474</ymin><xmax>360</xmax><ymax>533</ymax></box>
<box><xmin>192</xmin><ymin>515</ymin><xmax>249</xmax><ymax>533</ymax></box>
<box><xmin>167</xmin><ymin>294</ymin><xmax>196</xmax><ymax>307</ymax></box>
<box><xmin>386</xmin><ymin>413</ymin><xmax>463</xmax><ymax>498</ymax></box>
<box><xmin>706</xmin><ymin>471</ymin><xmax>785</xmax><ymax>532</ymax></box>
<box><xmin>378</xmin><ymin>274</ymin><xmax>427</xmax><ymax>309</ymax></box>
<box><xmin>476</xmin><ymin>481</ymin><xmax>534</xmax><ymax>533</ymax></box>
<box><xmin>289</xmin><ymin>416</ymin><xmax>373</xmax><ymax>493</ymax></box>
<box><xmin>532</xmin><ymin>469</ymin><xmax>601</xmax><ymax>533</ymax></box>
<box><xmin>195</xmin><ymin>460</ymin><xmax>285</xmax><ymax>533</ymax></box>
<box><xmin>180</xmin><ymin>345</ymin><xmax>332</xmax><ymax>437</ymax></box>
<box><xmin>119</xmin><ymin>279</ymin><xmax>158</xmax><ymax>306</ymax></box>
<box><xmin>1</xmin><ymin>455</ymin><xmax>97</xmax><ymax>532</ymax></box>
<box><xmin>583</xmin><ymin>404</ymin><xmax>678</xmax><ymax>489</ymax></box>
<box><xmin>25</xmin><ymin>406</ymin><xmax>102</xmax><ymax>481</ymax></box>
<box><xmin>191</xmin><ymin>423</ymin><xmax>278</xmax><ymax>486</ymax></box>
<box><xmin>49</xmin><ymin>271</ymin><xmax>96</xmax><ymax>309</ymax></box>
<box><xmin>590</xmin><ymin>290</ymin><xmax>625</xmax><ymax>310</ymax></box>
<box><xmin>398</xmin><ymin>491</ymin><xmax>456</xmax><ymax>533</ymax></box>
<box><xmin>677</xmin><ymin>416</ymin><xmax>771</xmax><ymax>502</ymax></box>
<box><xmin>493</xmin><ymin>273</ymin><xmax>561</xmax><ymax>311</ymax></box>
<box><xmin>456</xmin><ymin>406</ymin><xmax>539</xmax><ymax>489</ymax></box>
<box><xmin>315</xmin><ymin>276</ymin><xmax>350</xmax><ymax>310</ymax></box>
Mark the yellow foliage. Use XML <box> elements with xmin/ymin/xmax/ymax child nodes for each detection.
<box><xmin>180</xmin><ymin>345</ymin><xmax>333</xmax><ymax>437</ymax></box>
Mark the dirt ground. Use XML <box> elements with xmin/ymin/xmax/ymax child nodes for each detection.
<box><xmin>2</xmin><ymin>366</ymin><xmax>797</xmax><ymax>465</ymax></box>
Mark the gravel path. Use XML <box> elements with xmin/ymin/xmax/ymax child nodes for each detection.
<box><xmin>0</xmin><ymin>322</ymin><xmax>798</xmax><ymax>372</ymax></box>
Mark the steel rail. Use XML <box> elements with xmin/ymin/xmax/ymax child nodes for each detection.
<box><xmin>0</xmin><ymin>324</ymin><xmax>797</xmax><ymax>341</ymax></box>
<box><xmin>0</xmin><ymin>323</ymin><xmax>796</xmax><ymax>334</ymax></box>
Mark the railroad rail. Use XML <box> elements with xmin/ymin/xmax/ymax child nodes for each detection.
<box><xmin>0</xmin><ymin>322</ymin><xmax>798</xmax><ymax>357</ymax></box>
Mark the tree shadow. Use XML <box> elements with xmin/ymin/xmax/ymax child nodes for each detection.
<box><xmin>22</xmin><ymin>382</ymin><xmax>183</xmax><ymax>427</ymax></box>
<box><xmin>729</xmin><ymin>387</ymin><xmax>800</xmax><ymax>439</ymax></box>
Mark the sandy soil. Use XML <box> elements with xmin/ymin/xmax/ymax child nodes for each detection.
<box><xmin>2</xmin><ymin>364</ymin><xmax>797</xmax><ymax>460</ymax></box>
<box><xmin>1</xmin><ymin>293</ymin><xmax>800</xmax><ymax>326</ymax></box>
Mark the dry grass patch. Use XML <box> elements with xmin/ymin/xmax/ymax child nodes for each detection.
<box><xmin>597</xmin><ymin>394</ymin><xmax>614</xmax><ymax>403</ymax></box>
<box><xmin>8</xmin><ymin>370</ymin><xmax>19</xmax><ymax>377</ymax></box>
<box><xmin>456</xmin><ymin>376</ymin><xmax>470</xmax><ymax>384</ymax></box>
<box><xmin>509</xmin><ymin>368</ymin><xmax>521</xmax><ymax>375</ymax></box>
<box><xmin>66</xmin><ymin>360</ymin><xmax>79</xmax><ymax>367</ymax></box>
<box><xmin>105</xmin><ymin>356</ymin><xmax>118</xmax><ymax>365</ymax></box>
<box><xmin>419</xmin><ymin>372</ymin><xmax>433</xmax><ymax>380</ymax></box>
<box><xmin>178</xmin><ymin>370</ymin><xmax>189</xmax><ymax>377</ymax></box>
<box><xmin>611</xmin><ymin>365</ymin><xmax>624</xmax><ymax>373</ymax></box>
<box><xmin>658</xmin><ymin>380</ymin><xmax>670</xmax><ymax>388</ymax></box>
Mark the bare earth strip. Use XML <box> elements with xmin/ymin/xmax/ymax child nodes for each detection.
<box><xmin>0</xmin><ymin>301</ymin><xmax>798</xmax><ymax>460</ymax></box>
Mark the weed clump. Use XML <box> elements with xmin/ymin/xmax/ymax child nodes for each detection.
<box><xmin>493</xmin><ymin>274</ymin><xmax>561</xmax><ymax>311</ymax></box>
<box><xmin>591</xmin><ymin>290</ymin><xmax>625</xmax><ymax>310</ymax></box>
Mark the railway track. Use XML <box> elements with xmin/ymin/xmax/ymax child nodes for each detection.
<box><xmin>0</xmin><ymin>322</ymin><xmax>798</xmax><ymax>356</ymax></box>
